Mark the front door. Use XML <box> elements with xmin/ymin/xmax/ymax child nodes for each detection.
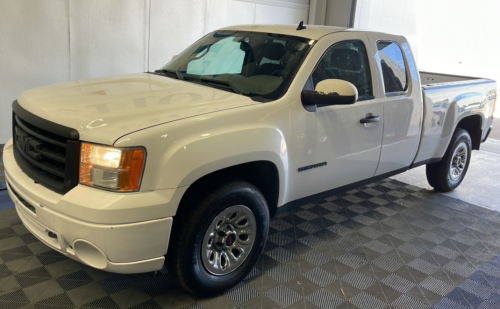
<box><xmin>288</xmin><ymin>34</ymin><xmax>384</xmax><ymax>201</ymax></box>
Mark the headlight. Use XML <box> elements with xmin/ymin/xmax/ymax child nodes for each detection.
<box><xmin>79</xmin><ymin>143</ymin><xmax>146</xmax><ymax>191</ymax></box>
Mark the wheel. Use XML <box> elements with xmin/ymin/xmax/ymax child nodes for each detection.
<box><xmin>166</xmin><ymin>179</ymin><xmax>269</xmax><ymax>296</ymax></box>
<box><xmin>426</xmin><ymin>128</ymin><xmax>472</xmax><ymax>192</ymax></box>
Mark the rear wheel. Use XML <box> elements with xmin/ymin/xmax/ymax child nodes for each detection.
<box><xmin>166</xmin><ymin>179</ymin><xmax>269</xmax><ymax>296</ymax></box>
<box><xmin>426</xmin><ymin>128</ymin><xmax>472</xmax><ymax>192</ymax></box>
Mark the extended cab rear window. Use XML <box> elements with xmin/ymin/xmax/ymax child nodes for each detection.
<box><xmin>377</xmin><ymin>41</ymin><xmax>408</xmax><ymax>94</ymax></box>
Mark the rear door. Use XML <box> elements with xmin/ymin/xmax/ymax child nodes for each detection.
<box><xmin>366</xmin><ymin>34</ymin><xmax>423</xmax><ymax>175</ymax></box>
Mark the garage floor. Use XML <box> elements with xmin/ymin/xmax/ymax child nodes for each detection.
<box><xmin>0</xmin><ymin>123</ymin><xmax>499</xmax><ymax>309</ymax></box>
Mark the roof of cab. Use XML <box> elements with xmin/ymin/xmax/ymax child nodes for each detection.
<box><xmin>218</xmin><ymin>24</ymin><xmax>351</xmax><ymax>40</ymax></box>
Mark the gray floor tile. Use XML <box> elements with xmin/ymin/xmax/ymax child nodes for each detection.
<box><xmin>0</xmin><ymin>170</ymin><xmax>500</xmax><ymax>308</ymax></box>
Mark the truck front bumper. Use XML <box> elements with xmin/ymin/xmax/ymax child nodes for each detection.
<box><xmin>3</xmin><ymin>139</ymin><xmax>181</xmax><ymax>274</ymax></box>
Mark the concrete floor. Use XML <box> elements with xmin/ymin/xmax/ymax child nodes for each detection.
<box><xmin>392</xmin><ymin>142</ymin><xmax>500</xmax><ymax>211</ymax></box>
<box><xmin>392</xmin><ymin>118</ymin><xmax>500</xmax><ymax>211</ymax></box>
<box><xmin>488</xmin><ymin>118</ymin><xmax>500</xmax><ymax>140</ymax></box>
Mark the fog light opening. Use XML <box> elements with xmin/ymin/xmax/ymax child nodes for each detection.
<box><xmin>73</xmin><ymin>240</ymin><xmax>107</xmax><ymax>269</ymax></box>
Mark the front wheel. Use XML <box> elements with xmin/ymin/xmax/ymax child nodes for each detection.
<box><xmin>166</xmin><ymin>179</ymin><xmax>269</xmax><ymax>296</ymax></box>
<box><xmin>426</xmin><ymin>128</ymin><xmax>472</xmax><ymax>192</ymax></box>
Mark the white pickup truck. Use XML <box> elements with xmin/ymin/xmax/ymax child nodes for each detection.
<box><xmin>3</xmin><ymin>24</ymin><xmax>497</xmax><ymax>295</ymax></box>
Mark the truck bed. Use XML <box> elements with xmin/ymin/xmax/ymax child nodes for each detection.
<box><xmin>420</xmin><ymin>71</ymin><xmax>488</xmax><ymax>86</ymax></box>
<box><xmin>413</xmin><ymin>71</ymin><xmax>496</xmax><ymax>164</ymax></box>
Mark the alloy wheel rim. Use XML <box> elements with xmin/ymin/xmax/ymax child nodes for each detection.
<box><xmin>201</xmin><ymin>205</ymin><xmax>256</xmax><ymax>276</ymax></box>
<box><xmin>449</xmin><ymin>141</ymin><xmax>468</xmax><ymax>181</ymax></box>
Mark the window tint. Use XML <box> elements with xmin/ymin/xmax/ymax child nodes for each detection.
<box><xmin>377</xmin><ymin>41</ymin><xmax>407</xmax><ymax>93</ymax></box>
<box><xmin>312</xmin><ymin>40</ymin><xmax>373</xmax><ymax>100</ymax></box>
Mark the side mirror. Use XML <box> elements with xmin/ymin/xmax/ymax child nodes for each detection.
<box><xmin>302</xmin><ymin>79</ymin><xmax>358</xmax><ymax>111</ymax></box>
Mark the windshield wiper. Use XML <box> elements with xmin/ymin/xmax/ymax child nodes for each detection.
<box><xmin>198</xmin><ymin>77</ymin><xmax>242</xmax><ymax>95</ymax></box>
<box><xmin>154</xmin><ymin>71</ymin><xmax>248</xmax><ymax>97</ymax></box>
<box><xmin>154</xmin><ymin>69</ymin><xmax>184</xmax><ymax>80</ymax></box>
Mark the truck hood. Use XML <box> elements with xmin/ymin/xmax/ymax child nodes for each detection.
<box><xmin>17</xmin><ymin>73</ymin><xmax>258</xmax><ymax>145</ymax></box>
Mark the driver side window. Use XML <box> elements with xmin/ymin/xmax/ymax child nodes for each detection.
<box><xmin>312</xmin><ymin>40</ymin><xmax>373</xmax><ymax>100</ymax></box>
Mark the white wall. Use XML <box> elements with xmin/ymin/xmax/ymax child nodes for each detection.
<box><xmin>415</xmin><ymin>0</ymin><xmax>500</xmax><ymax>83</ymax></box>
<box><xmin>0</xmin><ymin>0</ymin><xmax>309</xmax><ymax>144</ymax></box>
<box><xmin>354</xmin><ymin>0</ymin><xmax>418</xmax><ymax>60</ymax></box>
<box><xmin>354</xmin><ymin>0</ymin><xmax>500</xmax><ymax>88</ymax></box>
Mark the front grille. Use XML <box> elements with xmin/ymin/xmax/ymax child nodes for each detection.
<box><xmin>12</xmin><ymin>101</ymin><xmax>80</xmax><ymax>194</ymax></box>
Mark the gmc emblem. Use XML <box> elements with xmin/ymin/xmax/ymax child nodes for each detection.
<box><xmin>15</xmin><ymin>127</ymin><xmax>43</xmax><ymax>161</ymax></box>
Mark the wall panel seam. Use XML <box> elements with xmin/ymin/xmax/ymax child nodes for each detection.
<box><xmin>68</xmin><ymin>0</ymin><xmax>72</xmax><ymax>80</ymax></box>
<box><xmin>147</xmin><ymin>0</ymin><xmax>151</xmax><ymax>72</ymax></box>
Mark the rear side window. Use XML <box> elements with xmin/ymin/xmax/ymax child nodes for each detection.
<box><xmin>312</xmin><ymin>40</ymin><xmax>373</xmax><ymax>100</ymax></box>
<box><xmin>377</xmin><ymin>41</ymin><xmax>407</xmax><ymax>94</ymax></box>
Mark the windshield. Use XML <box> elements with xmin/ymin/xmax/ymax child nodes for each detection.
<box><xmin>158</xmin><ymin>30</ymin><xmax>314</xmax><ymax>102</ymax></box>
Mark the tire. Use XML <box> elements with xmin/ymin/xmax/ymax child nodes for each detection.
<box><xmin>426</xmin><ymin>128</ymin><xmax>472</xmax><ymax>192</ymax></box>
<box><xmin>166</xmin><ymin>179</ymin><xmax>269</xmax><ymax>296</ymax></box>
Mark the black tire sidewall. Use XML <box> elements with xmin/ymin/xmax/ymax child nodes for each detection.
<box><xmin>443</xmin><ymin>130</ymin><xmax>472</xmax><ymax>190</ymax></box>
<box><xmin>187</xmin><ymin>186</ymin><xmax>269</xmax><ymax>294</ymax></box>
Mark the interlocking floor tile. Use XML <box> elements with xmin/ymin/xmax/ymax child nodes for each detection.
<box><xmin>446</xmin><ymin>287</ymin><xmax>485</xmax><ymax>308</ymax></box>
<box><xmin>364</xmin><ymin>239</ymin><xmax>393</xmax><ymax>255</ymax></box>
<box><xmin>303</xmin><ymin>268</ymin><xmax>337</xmax><ymax>287</ymax></box>
<box><xmin>224</xmin><ymin>282</ymin><xmax>260</xmax><ymax>304</ymax></box>
<box><xmin>444</xmin><ymin>261</ymin><xmax>476</xmax><ymax>278</ymax></box>
<box><xmin>331</xmin><ymin>238</ymin><xmax>359</xmax><ymax>252</ymax></box>
<box><xmin>408</xmin><ymin>258</ymin><xmax>440</xmax><ymax>275</ymax></box>
<box><xmin>268</xmin><ymin>232</ymin><xmax>294</xmax><ymax>247</ymax></box>
<box><xmin>264</xmin><ymin>285</ymin><xmax>302</xmax><ymax>308</ymax></box>
<box><xmin>392</xmin><ymin>294</ymin><xmax>428</xmax><ymax>309</ymax></box>
<box><xmin>371</xmin><ymin>255</ymin><xmax>403</xmax><ymax>272</ymax></box>
<box><xmin>336</xmin><ymin>253</ymin><xmax>368</xmax><ymax>269</ymax></box>
<box><xmin>351</xmin><ymin>215</ymin><xmax>377</xmax><ymax>226</ymax></box>
<box><xmin>265</xmin><ymin>247</ymin><xmax>295</xmax><ymax>263</ymax></box>
<box><xmin>342</xmin><ymin>270</ymin><xmax>375</xmax><ymax>290</ymax></box>
<box><xmin>433</xmin><ymin>297</ymin><xmax>470</xmax><ymax>309</ymax></box>
<box><xmin>301</xmin><ymin>250</ymin><xmax>333</xmax><ymax>267</ymax></box>
<box><xmin>2</xmin><ymin>179</ymin><xmax>500</xmax><ymax>308</ymax></box>
<box><xmin>419</xmin><ymin>276</ymin><xmax>455</xmax><ymax>296</ymax></box>
<box><xmin>381</xmin><ymin>273</ymin><xmax>415</xmax><ymax>293</ymax></box>
<box><xmin>305</xmin><ymin>289</ymin><xmax>344</xmax><ymax>309</ymax></box>
<box><xmin>389</xmin><ymin>228</ymin><xmax>416</xmax><ymax>242</ymax></box>
<box><xmin>358</xmin><ymin>226</ymin><xmax>385</xmax><ymax>239</ymax></box>
<box><xmin>398</xmin><ymin>242</ymin><xmax>427</xmax><ymax>257</ymax></box>
<box><xmin>265</xmin><ymin>265</ymin><xmax>299</xmax><ymax>284</ymax></box>
<box><xmin>459</xmin><ymin>278</ymin><xmax>495</xmax><ymax>299</ymax></box>
<box><xmin>348</xmin><ymin>291</ymin><xmax>387</xmax><ymax>309</ymax></box>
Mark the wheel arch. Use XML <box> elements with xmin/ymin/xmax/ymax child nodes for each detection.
<box><xmin>177</xmin><ymin>160</ymin><xmax>281</xmax><ymax>217</ymax></box>
<box><xmin>455</xmin><ymin>114</ymin><xmax>482</xmax><ymax>150</ymax></box>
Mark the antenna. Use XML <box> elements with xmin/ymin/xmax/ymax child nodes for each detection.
<box><xmin>296</xmin><ymin>21</ymin><xmax>307</xmax><ymax>31</ymax></box>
